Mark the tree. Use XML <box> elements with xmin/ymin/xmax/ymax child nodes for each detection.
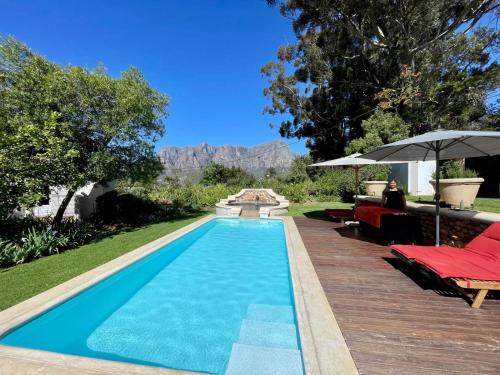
<box><xmin>286</xmin><ymin>155</ymin><xmax>313</xmax><ymax>183</ymax></box>
<box><xmin>263</xmin><ymin>1</ymin><xmax>499</xmax><ymax>160</ymax></box>
<box><xmin>345</xmin><ymin>110</ymin><xmax>410</xmax><ymax>154</ymax></box>
<box><xmin>0</xmin><ymin>38</ymin><xmax>75</xmax><ymax>218</ymax></box>
<box><xmin>201</xmin><ymin>162</ymin><xmax>256</xmax><ymax>186</ymax></box>
<box><xmin>0</xmin><ymin>37</ymin><xmax>169</xmax><ymax>223</ymax></box>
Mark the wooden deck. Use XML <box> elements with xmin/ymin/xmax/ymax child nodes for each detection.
<box><xmin>293</xmin><ymin>216</ymin><xmax>500</xmax><ymax>375</ymax></box>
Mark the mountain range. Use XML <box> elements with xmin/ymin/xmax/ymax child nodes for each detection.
<box><xmin>158</xmin><ymin>140</ymin><xmax>295</xmax><ymax>178</ymax></box>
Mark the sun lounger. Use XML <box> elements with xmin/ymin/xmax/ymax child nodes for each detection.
<box><xmin>391</xmin><ymin>222</ymin><xmax>500</xmax><ymax>308</ymax></box>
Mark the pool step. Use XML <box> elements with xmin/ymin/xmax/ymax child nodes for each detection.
<box><xmin>225</xmin><ymin>343</ymin><xmax>303</xmax><ymax>375</ymax></box>
<box><xmin>246</xmin><ymin>304</ymin><xmax>294</xmax><ymax>324</ymax></box>
<box><xmin>238</xmin><ymin>319</ymin><xmax>298</xmax><ymax>350</ymax></box>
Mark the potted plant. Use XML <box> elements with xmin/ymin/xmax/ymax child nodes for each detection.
<box><xmin>430</xmin><ymin>160</ymin><xmax>483</xmax><ymax>208</ymax></box>
<box><xmin>363</xmin><ymin>168</ymin><xmax>390</xmax><ymax>197</ymax></box>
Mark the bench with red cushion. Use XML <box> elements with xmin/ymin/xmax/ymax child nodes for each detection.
<box><xmin>354</xmin><ymin>206</ymin><xmax>402</xmax><ymax>229</ymax></box>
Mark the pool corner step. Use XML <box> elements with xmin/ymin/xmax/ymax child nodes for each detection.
<box><xmin>225</xmin><ymin>343</ymin><xmax>303</xmax><ymax>375</ymax></box>
<box><xmin>246</xmin><ymin>303</ymin><xmax>294</xmax><ymax>324</ymax></box>
<box><xmin>238</xmin><ymin>319</ymin><xmax>298</xmax><ymax>349</ymax></box>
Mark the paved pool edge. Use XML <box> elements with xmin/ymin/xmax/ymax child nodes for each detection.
<box><xmin>284</xmin><ymin>217</ymin><xmax>359</xmax><ymax>375</ymax></box>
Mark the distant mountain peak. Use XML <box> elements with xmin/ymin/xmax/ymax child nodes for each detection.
<box><xmin>158</xmin><ymin>140</ymin><xmax>295</xmax><ymax>177</ymax></box>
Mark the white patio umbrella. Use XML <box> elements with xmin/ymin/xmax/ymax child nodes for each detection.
<box><xmin>308</xmin><ymin>153</ymin><xmax>404</xmax><ymax>199</ymax></box>
<box><xmin>360</xmin><ymin>130</ymin><xmax>500</xmax><ymax>246</ymax></box>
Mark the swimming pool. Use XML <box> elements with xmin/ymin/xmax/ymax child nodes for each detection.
<box><xmin>0</xmin><ymin>218</ymin><xmax>304</xmax><ymax>374</ymax></box>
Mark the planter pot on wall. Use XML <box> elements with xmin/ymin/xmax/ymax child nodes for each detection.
<box><xmin>430</xmin><ymin>178</ymin><xmax>484</xmax><ymax>208</ymax></box>
<box><xmin>363</xmin><ymin>181</ymin><xmax>388</xmax><ymax>197</ymax></box>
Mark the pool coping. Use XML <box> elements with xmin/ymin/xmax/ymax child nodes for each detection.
<box><xmin>283</xmin><ymin>217</ymin><xmax>358</xmax><ymax>375</ymax></box>
<box><xmin>0</xmin><ymin>215</ymin><xmax>358</xmax><ymax>375</ymax></box>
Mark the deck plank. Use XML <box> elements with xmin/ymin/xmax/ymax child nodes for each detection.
<box><xmin>293</xmin><ymin>217</ymin><xmax>500</xmax><ymax>375</ymax></box>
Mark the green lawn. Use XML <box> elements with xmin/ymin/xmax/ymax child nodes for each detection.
<box><xmin>0</xmin><ymin>212</ymin><xmax>208</xmax><ymax>311</ymax></box>
<box><xmin>407</xmin><ymin>196</ymin><xmax>500</xmax><ymax>214</ymax></box>
<box><xmin>285</xmin><ymin>201</ymin><xmax>353</xmax><ymax>218</ymax></box>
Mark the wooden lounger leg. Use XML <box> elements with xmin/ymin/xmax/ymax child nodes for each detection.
<box><xmin>471</xmin><ymin>289</ymin><xmax>488</xmax><ymax>308</ymax></box>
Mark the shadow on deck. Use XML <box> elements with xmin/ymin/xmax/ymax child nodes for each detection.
<box><xmin>293</xmin><ymin>216</ymin><xmax>500</xmax><ymax>375</ymax></box>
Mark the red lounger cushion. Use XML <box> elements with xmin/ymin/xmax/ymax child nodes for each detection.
<box><xmin>391</xmin><ymin>222</ymin><xmax>500</xmax><ymax>281</ymax></box>
<box><xmin>357</xmin><ymin>200</ymin><xmax>380</xmax><ymax>207</ymax></box>
<box><xmin>354</xmin><ymin>206</ymin><xmax>401</xmax><ymax>228</ymax></box>
<box><xmin>465</xmin><ymin>222</ymin><xmax>500</xmax><ymax>261</ymax></box>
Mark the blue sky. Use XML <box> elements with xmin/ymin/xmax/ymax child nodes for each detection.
<box><xmin>0</xmin><ymin>0</ymin><xmax>307</xmax><ymax>153</ymax></box>
<box><xmin>1</xmin><ymin>2</ymin><xmax>497</xmax><ymax>156</ymax></box>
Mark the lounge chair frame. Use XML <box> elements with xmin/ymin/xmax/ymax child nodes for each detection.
<box><xmin>392</xmin><ymin>250</ymin><xmax>500</xmax><ymax>308</ymax></box>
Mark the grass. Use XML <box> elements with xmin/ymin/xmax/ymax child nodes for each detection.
<box><xmin>0</xmin><ymin>212</ymin><xmax>208</xmax><ymax>312</ymax></box>
<box><xmin>285</xmin><ymin>201</ymin><xmax>353</xmax><ymax>218</ymax></box>
<box><xmin>407</xmin><ymin>196</ymin><xmax>500</xmax><ymax>214</ymax></box>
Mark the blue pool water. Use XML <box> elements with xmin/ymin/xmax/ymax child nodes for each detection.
<box><xmin>0</xmin><ymin>218</ymin><xmax>303</xmax><ymax>374</ymax></box>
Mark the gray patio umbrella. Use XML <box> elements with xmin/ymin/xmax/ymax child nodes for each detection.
<box><xmin>360</xmin><ymin>130</ymin><xmax>500</xmax><ymax>246</ymax></box>
<box><xmin>308</xmin><ymin>153</ymin><xmax>403</xmax><ymax>199</ymax></box>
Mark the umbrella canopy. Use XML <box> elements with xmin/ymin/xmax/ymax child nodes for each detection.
<box><xmin>308</xmin><ymin>153</ymin><xmax>404</xmax><ymax>198</ymax></box>
<box><xmin>309</xmin><ymin>153</ymin><xmax>380</xmax><ymax>167</ymax></box>
<box><xmin>359</xmin><ymin>130</ymin><xmax>500</xmax><ymax>161</ymax></box>
<box><xmin>361</xmin><ymin>130</ymin><xmax>500</xmax><ymax>245</ymax></box>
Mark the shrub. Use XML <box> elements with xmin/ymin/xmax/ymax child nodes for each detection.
<box><xmin>361</xmin><ymin>165</ymin><xmax>391</xmax><ymax>181</ymax></box>
<box><xmin>438</xmin><ymin>160</ymin><xmax>479</xmax><ymax>179</ymax></box>
<box><xmin>20</xmin><ymin>227</ymin><xmax>68</xmax><ymax>259</ymax></box>
<box><xmin>273</xmin><ymin>181</ymin><xmax>311</xmax><ymax>203</ymax></box>
<box><xmin>0</xmin><ymin>227</ymin><xmax>69</xmax><ymax>267</ymax></box>
<box><xmin>53</xmin><ymin>218</ymin><xmax>96</xmax><ymax>247</ymax></box>
<box><xmin>95</xmin><ymin>190</ymin><xmax>182</xmax><ymax>226</ymax></box>
<box><xmin>0</xmin><ymin>239</ymin><xmax>20</xmax><ymax>267</ymax></box>
<box><xmin>149</xmin><ymin>182</ymin><xmax>239</xmax><ymax>210</ymax></box>
<box><xmin>312</xmin><ymin>169</ymin><xmax>357</xmax><ymax>202</ymax></box>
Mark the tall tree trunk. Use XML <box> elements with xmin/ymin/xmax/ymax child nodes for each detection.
<box><xmin>52</xmin><ymin>189</ymin><xmax>75</xmax><ymax>226</ymax></box>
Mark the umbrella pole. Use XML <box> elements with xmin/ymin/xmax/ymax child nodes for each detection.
<box><xmin>355</xmin><ymin>167</ymin><xmax>359</xmax><ymax>205</ymax></box>
<box><xmin>435</xmin><ymin>148</ymin><xmax>441</xmax><ymax>246</ymax></box>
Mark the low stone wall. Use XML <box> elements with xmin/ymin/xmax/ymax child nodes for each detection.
<box><xmin>357</xmin><ymin>196</ymin><xmax>500</xmax><ymax>247</ymax></box>
<box><xmin>413</xmin><ymin>210</ymin><xmax>489</xmax><ymax>247</ymax></box>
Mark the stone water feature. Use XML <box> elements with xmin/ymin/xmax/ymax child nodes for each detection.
<box><xmin>216</xmin><ymin>189</ymin><xmax>289</xmax><ymax>218</ymax></box>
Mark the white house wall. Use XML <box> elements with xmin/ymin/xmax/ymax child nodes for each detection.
<box><xmin>31</xmin><ymin>182</ymin><xmax>115</xmax><ymax>220</ymax></box>
<box><xmin>390</xmin><ymin>161</ymin><xmax>435</xmax><ymax>196</ymax></box>
<box><xmin>412</xmin><ymin>160</ymin><xmax>435</xmax><ymax>195</ymax></box>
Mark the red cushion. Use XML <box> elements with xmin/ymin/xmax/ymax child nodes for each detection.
<box><xmin>391</xmin><ymin>240</ymin><xmax>500</xmax><ymax>281</ymax></box>
<box><xmin>414</xmin><ymin>255</ymin><xmax>500</xmax><ymax>281</ymax></box>
<box><xmin>391</xmin><ymin>244</ymin><xmax>454</xmax><ymax>260</ymax></box>
<box><xmin>355</xmin><ymin>206</ymin><xmax>402</xmax><ymax>228</ymax></box>
<box><xmin>465</xmin><ymin>222</ymin><xmax>500</xmax><ymax>261</ymax></box>
<box><xmin>357</xmin><ymin>200</ymin><xmax>379</xmax><ymax>207</ymax></box>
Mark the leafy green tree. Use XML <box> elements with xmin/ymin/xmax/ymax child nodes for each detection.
<box><xmin>201</xmin><ymin>163</ymin><xmax>230</xmax><ymax>185</ymax></box>
<box><xmin>286</xmin><ymin>155</ymin><xmax>313</xmax><ymax>183</ymax></box>
<box><xmin>0</xmin><ymin>39</ymin><xmax>75</xmax><ymax>218</ymax></box>
<box><xmin>263</xmin><ymin>1</ymin><xmax>499</xmax><ymax>159</ymax></box>
<box><xmin>201</xmin><ymin>162</ymin><xmax>256</xmax><ymax>186</ymax></box>
<box><xmin>345</xmin><ymin>110</ymin><xmax>410</xmax><ymax>154</ymax></box>
<box><xmin>0</xmin><ymin>37</ymin><xmax>169</xmax><ymax>223</ymax></box>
